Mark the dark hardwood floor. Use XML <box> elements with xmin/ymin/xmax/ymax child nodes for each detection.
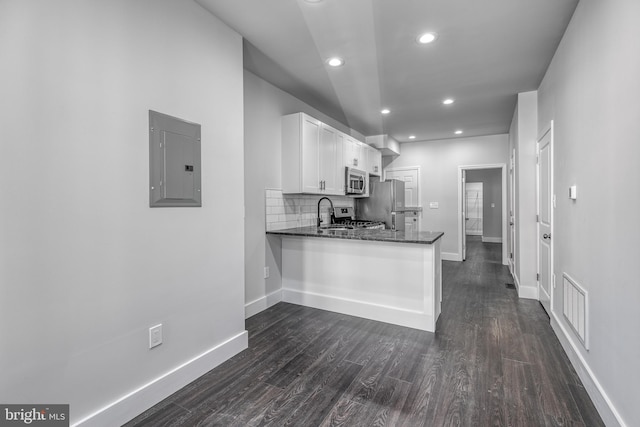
<box><xmin>125</xmin><ymin>237</ymin><xmax>604</xmax><ymax>426</ymax></box>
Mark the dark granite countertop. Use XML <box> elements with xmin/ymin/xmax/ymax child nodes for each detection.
<box><xmin>267</xmin><ymin>226</ymin><xmax>444</xmax><ymax>245</ymax></box>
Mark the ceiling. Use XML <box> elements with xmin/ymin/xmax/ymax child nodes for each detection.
<box><xmin>196</xmin><ymin>0</ymin><xmax>578</xmax><ymax>143</ymax></box>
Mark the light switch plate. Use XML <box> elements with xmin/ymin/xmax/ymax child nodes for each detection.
<box><xmin>149</xmin><ymin>324</ymin><xmax>163</xmax><ymax>349</ymax></box>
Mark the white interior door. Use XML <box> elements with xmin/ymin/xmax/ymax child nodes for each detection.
<box><xmin>537</xmin><ymin>128</ymin><xmax>553</xmax><ymax>314</ymax></box>
<box><xmin>465</xmin><ymin>182</ymin><xmax>483</xmax><ymax>235</ymax></box>
<box><xmin>386</xmin><ymin>167</ymin><xmax>420</xmax><ymax>231</ymax></box>
<box><xmin>385</xmin><ymin>168</ymin><xmax>419</xmax><ymax>207</ymax></box>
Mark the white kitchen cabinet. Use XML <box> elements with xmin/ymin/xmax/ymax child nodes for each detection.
<box><xmin>405</xmin><ymin>210</ymin><xmax>420</xmax><ymax>233</ymax></box>
<box><xmin>282</xmin><ymin>112</ymin><xmax>343</xmax><ymax>195</ymax></box>
<box><xmin>279</xmin><ymin>235</ymin><xmax>442</xmax><ymax>332</ymax></box>
<box><xmin>365</xmin><ymin>144</ymin><xmax>382</xmax><ymax>176</ymax></box>
<box><xmin>343</xmin><ymin>135</ymin><xmax>367</xmax><ymax>172</ymax></box>
<box><xmin>319</xmin><ymin>124</ymin><xmax>342</xmax><ymax>194</ymax></box>
<box><xmin>335</xmin><ymin>131</ymin><xmax>345</xmax><ymax>193</ymax></box>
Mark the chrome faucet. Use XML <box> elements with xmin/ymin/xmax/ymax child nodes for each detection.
<box><xmin>317</xmin><ymin>197</ymin><xmax>335</xmax><ymax>227</ymax></box>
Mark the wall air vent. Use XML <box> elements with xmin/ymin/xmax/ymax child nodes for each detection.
<box><xmin>563</xmin><ymin>273</ymin><xmax>589</xmax><ymax>350</ymax></box>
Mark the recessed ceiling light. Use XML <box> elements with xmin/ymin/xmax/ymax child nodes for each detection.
<box><xmin>455</xmin><ymin>130</ymin><xmax>463</xmax><ymax>135</ymax></box>
<box><xmin>381</xmin><ymin>108</ymin><xmax>391</xmax><ymax>115</ymax></box>
<box><xmin>417</xmin><ymin>32</ymin><xmax>438</xmax><ymax>44</ymax></box>
<box><xmin>326</xmin><ymin>57</ymin><xmax>344</xmax><ymax>67</ymax></box>
<box><xmin>443</xmin><ymin>98</ymin><xmax>454</xmax><ymax>105</ymax></box>
<box><xmin>408</xmin><ymin>135</ymin><xmax>416</xmax><ymax>140</ymax></box>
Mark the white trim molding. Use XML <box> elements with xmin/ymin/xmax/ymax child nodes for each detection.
<box><xmin>512</xmin><ymin>272</ymin><xmax>538</xmax><ymax>300</ymax></box>
<box><xmin>551</xmin><ymin>313</ymin><xmax>626</xmax><ymax>427</ymax></box>
<box><xmin>457</xmin><ymin>164</ymin><xmax>508</xmax><ymax>266</ymax></box>
<box><xmin>441</xmin><ymin>252</ymin><xmax>460</xmax><ymax>262</ymax></box>
<box><xmin>282</xmin><ymin>289</ymin><xmax>435</xmax><ymax>332</ymax></box>
<box><xmin>72</xmin><ymin>332</ymin><xmax>248</xmax><ymax>427</ymax></box>
<box><xmin>245</xmin><ymin>289</ymin><xmax>283</xmax><ymax>318</ymax></box>
<box><xmin>482</xmin><ymin>236</ymin><xmax>503</xmax><ymax>243</ymax></box>
<box><xmin>517</xmin><ymin>284</ymin><xmax>538</xmax><ymax>300</ymax></box>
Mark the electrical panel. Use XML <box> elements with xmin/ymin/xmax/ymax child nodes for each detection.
<box><xmin>149</xmin><ymin>110</ymin><xmax>201</xmax><ymax>207</ymax></box>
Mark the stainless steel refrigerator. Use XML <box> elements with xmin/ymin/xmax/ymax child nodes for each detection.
<box><xmin>356</xmin><ymin>178</ymin><xmax>406</xmax><ymax>230</ymax></box>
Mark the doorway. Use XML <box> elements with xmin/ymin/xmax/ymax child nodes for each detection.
<box><xmin>458</xmin><ymin>164</ymin><xmax>508</xmax><ymax>264</ymax></box>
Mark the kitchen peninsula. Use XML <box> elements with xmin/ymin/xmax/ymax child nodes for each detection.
<box><xmin>267</xmin><ymin>227</ymin><xmax>444</xmax><ymax>332</ymax></box>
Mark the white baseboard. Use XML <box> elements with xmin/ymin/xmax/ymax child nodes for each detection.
<box><xmin>73</xmin><ymin>331</ymin><xmax>248</xmax><ymax>427</ymax></box>
<box><xmin>282</xmin><ymin>288</ymin><xmax>436</xmax><ymax>332</ymax></box>
<box><xmin>512</xmin><ymin>273</ymin><xmax>538</xmax><ymax>299</ymax></box>
<box><xmin>518</xmin><ymin>286</ymin><xmax>539</xmax><ymax>300</ymax></box>
<box><xmin>482</xmin><ymin>236</ymin><xmax>502</xmax><ymax>243</ymax></box>
<box><xmin>245</xmin><ymin>289</ymin><xmax>283</xmax><ymax>318</ymax></box>
<box><xmin>465</xmin><ymin>231</ymin><xmax>482</xmax><ymax>236</ymax></box>
<box><xmin>517</xmin><ymin>285</ymin><xmax>538</xmax><ymax>299</ymax></box>
<box><xmin>441</xmin><ymin>252</ymin><xmax>460</xmax><ymax>262</ymax></box>
<box><xmin>550</xmin><ymin>313</ymin><xmax>626</xmax><ymax>427</ymax></box>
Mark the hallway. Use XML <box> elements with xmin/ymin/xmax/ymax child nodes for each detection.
<box><xmin>126</xmin><ymin>239</ymin><xmax>604</xmax><ymax>426</ymax></box>
<box><xmin>441</xmin><ymin>236</ymin><xmax>603</xmax><ymax>425</ymax></box>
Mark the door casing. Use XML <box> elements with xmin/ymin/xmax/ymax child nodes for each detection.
<box><xmin>537</xmin><ymin>121</ymin><xmax>554</xmax><ymax>314</ymax></box>
<box><xmin>457</xmin><ymin>164</ymin><xmax>508</xmax><ymax>265</ymax></box>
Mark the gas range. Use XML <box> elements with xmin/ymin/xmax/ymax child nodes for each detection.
<box><xmin>332</xmin><ymin>207</ymin><xmax>386</xmax><ymax>230</ymax></box>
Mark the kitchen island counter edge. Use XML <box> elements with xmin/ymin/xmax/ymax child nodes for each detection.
<box><xmin>267</xmin><ymin>226</ymin><xmax>444</xmax><ymax>245</ymax></box>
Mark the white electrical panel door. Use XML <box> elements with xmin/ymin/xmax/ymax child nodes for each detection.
<box><xmin>149</xmin><ymin>110</ymin><xmax>201</xmax><ymax>207</ymax></box>
<box><xmin>163</xmin><ymin>131</ymin><xmax>196</xmax><ymax>200</ymax></box>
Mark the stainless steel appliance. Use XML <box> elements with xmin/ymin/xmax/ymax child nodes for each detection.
<box><xmin>355</xmin><ymin>178</ymin><xmax>406</xmax><ymax>230</ymax></box>
<box><xmin>345</xmin><ymin>167</ymin><xmax>366</xmax><ymax>195</ymax></box>
<box><xmin>332</xmin><ymin>207</ymin><xmax>385</xmax><ymax>229</ymax></box>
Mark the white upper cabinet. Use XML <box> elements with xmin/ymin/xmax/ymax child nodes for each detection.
<box><xmin>335</xmin><ymin>131</ymin><xmax>345</xmax><ymax>193</ymax></box>
<box><xmin>344</xmin><ymin>136</ymin><xmax>368</xmax><ymax>172</ymax></box>
<box><xmin>319</xmin><ymin>124</ymin><xmax>341</xmax><ymax>194</ymax></box>
<box><xmin>282</xmin><ymin>113</ymin><xmax>320</xmax><ymax>194</ymax></box>
<box><xmin>365</xmin><ymin>144</ymin><xmax>382</xmax><ymax>176</ymax></box>
<box><xmin>282</xmin><ymin>112</ymin><xmax>344</xmax><ymax>195</ymax></box>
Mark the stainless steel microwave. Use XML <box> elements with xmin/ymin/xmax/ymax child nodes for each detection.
<box><xmin>345</xmin><ymin>167</ymin><xmax>366</xmax><ymax>195</ymax></box>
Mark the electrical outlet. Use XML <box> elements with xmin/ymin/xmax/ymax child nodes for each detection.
<box><xmin>149</xmin><ymin>324</ymin><xmax>162</xmax><ymax>349</ymax></box>
<box><xmin>264</xmin><ymin>266</ymin><xmax>270</xmax><ymax>279</ymax></box>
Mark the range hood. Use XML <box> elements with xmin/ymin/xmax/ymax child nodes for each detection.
<box><xmin>365</xmin><ymin>134</ymin><xmax>400</xmax><ymax>157</ymax></box>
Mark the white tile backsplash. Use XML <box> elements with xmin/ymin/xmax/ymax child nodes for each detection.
<box><xmin>265</xmin><ymin>189</ymin><xmax>354</xmax><ymax>231</ymax></box>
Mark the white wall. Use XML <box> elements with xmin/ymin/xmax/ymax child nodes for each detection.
<box><xmin>537</xmin><ymin>1</ymin><xmax>640</xmax><ymax>426</ymax></box>
<box><xmin>0</xmin><ymin>1</ymin><xmax>246</xmax><ymax>425</ymax></box>
<box><xmin>385</xmin><ymin>135</ymin><xmax>509</xmax><ymax>259</ymax></box>
<box><xmin>244</xmin><ymin>70</ymin><xmax>365</xmax><ymax>316</ymax></box>
<box><xmin>509</xmin><ymin>91</ymin><xmax>538</xmax><ymax>298</ymax></box>
<box><xmin>466</xmin><ymin>169</ymin><xmax>502</xmax><ymax>240</ymax></box>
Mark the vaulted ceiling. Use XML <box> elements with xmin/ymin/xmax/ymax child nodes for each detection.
<box><xmin>197</xmin><ymin>0</ymin><xmax>578</xmax><ymax>142</ymax></box>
